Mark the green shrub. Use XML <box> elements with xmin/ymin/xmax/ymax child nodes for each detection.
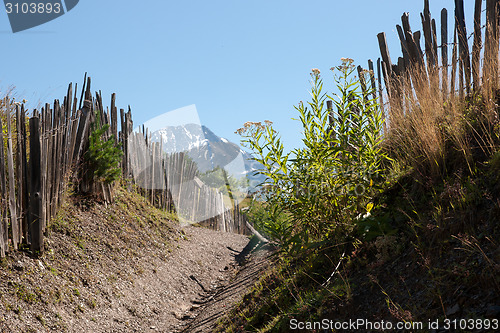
<box><xmin>236</xmin><ymin>59</ymin><xmax>388</xmax><ymax>251</ymax></box>
<box><xmin>245</xmin><ymin>199</ymin><xmax>292</xmax><ymax>246</ymax></box>
<box><xmin>86</xmin><ymin>111</ymin><xmax>123</xmax><ymax>184</ymax></box>
<box><xmin>198</xmin><ymin>166</ymin><xmax>249</xmax><ymax>197</ymax></box>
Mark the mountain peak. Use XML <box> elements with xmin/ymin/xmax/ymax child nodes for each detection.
<box><xmin>147</xmin><ymin>123</ymin><xmax>266</xmax><ymax>189</ymax></box>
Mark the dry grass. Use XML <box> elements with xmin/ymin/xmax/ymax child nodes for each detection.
<box><xmin>383</xmin><ymin>52</ymin><xmax>500</xmax><ymax>181</ymax></box>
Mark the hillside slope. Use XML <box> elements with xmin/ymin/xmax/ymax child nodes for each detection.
<box><xmin>0</xmin><ymin>185</ymin><xmax>256</xmax><ymax>332</ymax></box>
<box><xmin>216</xmin><ymin>156</ymin><xmax>500</xmax><ymax>332</ymax></box>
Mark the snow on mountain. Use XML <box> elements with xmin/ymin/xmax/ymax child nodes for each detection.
<box><xmin>148</xmin><ymin>123</ymin><xmax>267</xmax><ymax>191</ymax></box>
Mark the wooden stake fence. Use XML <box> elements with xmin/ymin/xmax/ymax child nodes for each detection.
<box><xmin>355</xmin><ymin>0</ymin><xmax>500</xmax><ymax>123</ymax></box>
<box><xmin>126</xmin><ymin>130</ymin><xmax>248</xmax><ymax>235</ymax></box>
<box><xmin>0</xmin><ymin>76</ymin><xmax>248</xmax><ymax>257</ymax></box>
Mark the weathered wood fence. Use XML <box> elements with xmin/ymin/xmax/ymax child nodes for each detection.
<box><xmin>0</xmin><ymin>82</ymin><xmax>91</xmax><ymax>256</ymax></box>
<box><xmin>0</xmin><ymin>76</ymin><xmax>247</xmax><ymax>258</ymax></box>
<box><xmin>0</xmin><ymin>78</ymin><xmax>124</xmax><ymax>257</ymax></box>
<box><xmin>355</xmin><ymin>0</ymin><xmax>500</xmax><ymax>122</ymax></box>
<box><xmin>125</xmin><ymin>131</ymin><xmax>248</xmax><ymax>235</ymax></box>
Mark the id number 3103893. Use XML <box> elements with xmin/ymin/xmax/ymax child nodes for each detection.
<box><xmin>5</xmin><ymin>2</ymin><xmax>62</xmax><ymax>14</ymax></box>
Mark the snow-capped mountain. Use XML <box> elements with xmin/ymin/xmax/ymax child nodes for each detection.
<box><xmin>150</xmin><ymin>123</ymin><xmax>211</xmax><ymax>154</ymax></box>
<box><xmin>149</xmin><ymin>123</ymin><xmax>266</xmax><ymax>191</ymax></box>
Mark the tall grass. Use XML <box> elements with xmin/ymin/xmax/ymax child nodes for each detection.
<box><xmin>383</xmin><ymin>46</ymin><xmax>500</xmax><ymax>181</ymax></box>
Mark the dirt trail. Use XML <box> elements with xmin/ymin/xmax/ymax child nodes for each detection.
<box><xmin>69</xmin><ymin>226</ymin><xmax>261</xmax><ymax>333</ymax></box>
<box><xmin>0</xmin><ymin>189</ymin><xmax>273</xmax><ymax>333</ymax></box>
<box><xmin>0</xmin><ymin>224</ymin><xmax>271</xmax><ymax>333</ymax></box>
<box><xmin>178</xmin><ymin>237</ymin><xmax>273</xmax><ymax>333</ymax></box>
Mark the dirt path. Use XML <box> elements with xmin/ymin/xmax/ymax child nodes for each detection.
<box><xmin>178</xmin><ymin>237</ymin><xmax>273</xmax><ymax>333</ymax></box>
<box><xmin>0</xmin><ymin>191</ymin><xmax>273</xmax><ymax>333</ymax></box>
<box><xmin>74</xmin><ymin>226</ymin><xmax>259</xmax><ymax>333</ymax></box>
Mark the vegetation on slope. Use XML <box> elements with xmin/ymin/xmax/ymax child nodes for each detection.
<box><xmin>86</xmin><ymin>110</ymin><xmax>123</xmax><ymax>185</ymax></box>
<box><xmin>237</xmin><ymin>60</ymin><xmax>388</xmax><ymax>253</ymax></box>
<box><xmin>219</xmin><ymin>59</ymin><xmax>500</xmax><ymax>332</ymax></box>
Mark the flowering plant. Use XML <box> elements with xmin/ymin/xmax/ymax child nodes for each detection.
<box><xmin>237</xmin><ymin>59</ymin><xmax>388</xmax><ymax>252</ymax></box>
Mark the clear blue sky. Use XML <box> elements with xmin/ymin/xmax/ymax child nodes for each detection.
<box><xmin>1</xmin><ymin>0</ymin><xmax>477</xmax><ymax>152</ymax></box>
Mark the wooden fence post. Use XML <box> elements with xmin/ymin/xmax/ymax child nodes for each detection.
<box><xmin>431</xmin><ymin>19</ymin><xmax>439</xmax><ymax>66</ymax></box>
<box><xmin>414</xmin><ymin>31</ymin><xmax>424</xmax><ymax>61</ymax></box>
<box><xmin>441</xmin><ymin>8</ymin><xmax>449</xmax><ymax>98</ymax></box>
<box><xmin>6</xmin><ymin>100</ymin><xmax>19</xmax><ymax>250</ymax></box>
<box><xmin>376</xmin><ymin>58</ymin><xmax>387</xmax><ymax>134</ymax></box>
<box><xmin>472</xmin><ymin>0</ymin><xmax>483</xmax><ymax>91</ymax></box>
<box><xmin>401</xmin><ymin>13</ymin><xmax>425</xmax><ymax>68</ymax></box>
<box><xmin>79</xmin><ymin>73</ymin><xmax>87</xmax><ymax>110</ymax></box>
<box><xmin>422</xmin><ymin>0</ymin><xmax>437</xmax><ymax>68</ymax></box>
<box><xmin>367</xmin><ymin>59</ymin><xmax>377</xmax><ymax>101</ymax></box>
<box><xmin>455</xmin><ymin>0</ymin><xmax>471</xmax><ymax>93</ymax></box>
<box><xmin>451</xmin><ymin>26</ymin><xmax>459</xmax><ymax>96</ymax></box>
<box><xmin>377</xmin><ymin>32</ymin><xmax>393</xmax><ymax>86</ymax></box>
<box><xmin>16</xmin><ymin>105</ymin><xmax>29</xmax><ymax>244</ymax></box>
<box><xmin>29</xmin><ymin>116</ymin><xmax>43</xmax><ymax>254</ymax></box>
<box><xmin>396</xmin><ymin>24</ymin><xmax>410</xmax><ymax>67</ymax></box>
<box><xmin>483</xmin><ymin>0</ymin><xmax>499</xmax><ymax>89</ymax></box>
<box><xmin>421</xmin><ymin>1</ymin><xmax>440</xmax><ymax>98</ymax></box>
<box><xmin>111</xmin><ymin>94</ymin><xmax>118</xmax><ymax>144</ymax></box>
<box><xmin>79</xmin><ymin>100</ymin><xmax>94</xmax><ymax>194</ymax></box>
<box><xmin>0</xmin><ymin>113</ymin><xmax>6</xmax><ymax>256</ymax></box>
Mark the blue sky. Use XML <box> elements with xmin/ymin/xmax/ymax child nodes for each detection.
<box><xmin>1</xmin><ymin>0</ymin><xmax>476</xmax><ymax>152</ymax></box>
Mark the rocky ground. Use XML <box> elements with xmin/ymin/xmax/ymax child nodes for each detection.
<box><xmin>0</xmin><ymin>187</ymin><xmax>271</xmax><ymax>332</ymax></box>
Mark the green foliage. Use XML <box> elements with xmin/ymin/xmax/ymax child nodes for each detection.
<box><xmin>198</xmin><ymin>166</ymin><xmax>249</xmax><ymax>196</ymax></box>
<box><xmin>355</xmin><ymin>211</ymin><xmax>397</xmax><ymax>241</ymax></box>
<box><xmin>86</xmin><ymin>111</ymin><xmax>123</xmax><ymax>184</ymax></box>
<box><xmin>245</xmin><ymin>199</ymin><xmax>292</xmax><ymax>247</ymax></box>
<box><xmin>237</xmin><ymin>59</ymin><xmax>389</xmax><ymax>251</ymax></box>
<box><xmin>0</xmin><ymin>97</ymin><xmax>26</xmax><ymax>159</ymax></box>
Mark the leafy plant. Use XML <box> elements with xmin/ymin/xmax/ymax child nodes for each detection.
<box><xmin>198</xmin><ymin>166</ymin><xmax>249</xmax><ymax>197</ymax></box>
<box><xmin>236</xmin><ymin>59</ymin><xmax>388</xmax><ymax>251</ymax></box>
<box><xmin>245</xmin><ymin>199</ymin><xmax>292</xmax><ymax>247</ymax></box>
<box><xmin>86</xmin><ymin>111</ymin><xmax>123</xmax><ymax>184</ymax></box>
